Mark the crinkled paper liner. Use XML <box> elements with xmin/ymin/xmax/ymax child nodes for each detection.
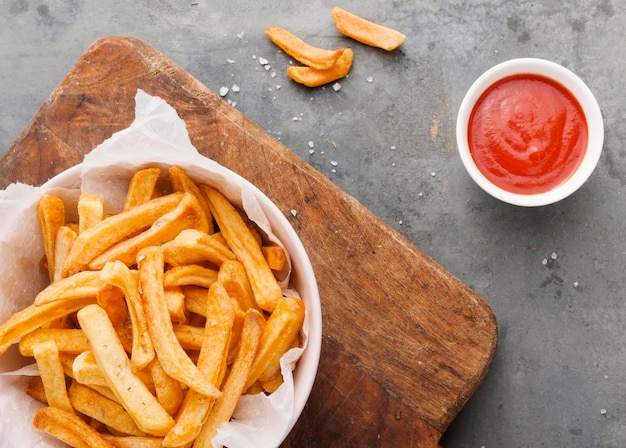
<box><xmin>0</xmin><ymin>90</ymin><xmax>309</xmax><ymax>448</ymax></box>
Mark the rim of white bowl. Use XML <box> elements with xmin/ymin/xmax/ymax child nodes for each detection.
<box><xmin>456</xmin><ymin>58</ymin><xmax>604</xmax><ymax>207</ymax></box>
<box><xmin>42</xmin><ymin>163</ymin><xmax>323</xmax><ymax>443</ymax></box>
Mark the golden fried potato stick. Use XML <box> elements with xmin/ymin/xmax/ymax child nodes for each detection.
<box><xmin>33</xmin><ymin>340</ymin><xmax>74</xmax><ymax>414</ymax></box>
<box><xmin>98</xmin><ymin>282</ymin><xmax>134</xmax><ymax>353</ymax></box>
<box><xmin>78</xmin><ymin>193</ymin><xmax>105</xmax><ymax>234</ymax></box>
<box><xmin>138</xmin><ymin>246</ymin><xmax>221</xmax><ymax>399</ymax></box>
<box><xmin>148</xmin><ymin>359</ymin><xmax>184</xmax><ymax>416</ymax></box>
<box><xmin>161</xmin><ymin>228</ymin><xmax>236</xmax><ymax>267</ymax></box>
<box><xmin>33</xmin><ymin>406</ymin><xmax>116</xmax><ymax>448</ymax></box>
<box><xmin>34</xmin><ymin>270</ymin><xmax>104</xmax><ymax>306</ymax></box>
<box><xmin>244</xmin><ymin>296</ymin><xmax>305</xmax><ymax>391</ymax></box>
<box><xmin>332</xmin><ymin>6</ymin><xmax>406</xmax><ymax>51</ymax></box>
<box><xmin>101</xmin><ymin>260</ymin><xmax>155</xmax><ymax>372</ymax></box>
<box><xmin>25</xmin><ymin>376</ymin><xmax>48</xmax><ymax>404</ymax></box>
<box><xmin>287</xmin><ymin>47</ymin><xmax>354</xmax><ymax>87</ymax></box>
<box><xmin>0</xmin><ymin>296</ymin><xmax>95</xmax><ymax>356</ymax></box>
<box><xmin>19</xmin><ymin>328</ymin><xmax>89</xmax><ymax>357</ymax></box>
<box><xmin>69</xmin><ymin>381</ymin><xmax>147</xmax><ymax>436</ymax></box>
<box><xmin>265</xmin><ymin>25</ymin><xmax>344</xmax><ymax>70</ymax></box>
<box><xmin>101</xmin><ymin>435</ymin><xmax>165</xmax><ymax>448</ymax></box>
<box><xmin>165</xmin><ymin>287</ymin><xmax>188</xmax><ymax>323</ymax></box>
<box><xmin>72</xmin><ymin>350</ymin><xmax>109</xmax><ymax>387</ymax></box>
<box><xmin>62</xmin><ymin>192</ymin><xmax>184</xmax><ymax>277</ymax></box>
<box><xmin>38</xmin><ymin>194</ymin><xmax>65</xmax><ymax>283</ymax></box>
<box><xmin>53</xmin><ymin>225</ymin><xmax>77</xmax><ymax>283</ymax></box>
<box><xmin>77</xmin><ymin>304</ymin><xmax>175</xmax><ymax>436</ymax></box>
<box><xmin>163</xmin><ymin>282</ymin><xmax>234</xmax><ymax>447</ymax></box>
<box><xmin>169</xmin><ymin>165</ymin><xmax>214</xmax><ymax>234</ymax></box>
<box><xmin>261</xmin><ymin>245</ymin><xmax>287</xmax><ymax>271</ymax></box>
<box><xmin>124</xmin><ymin>167</ymin><xmax>162</xmax><ymax>211</ymax></box>
<box><xmin>201</xmin><ymin>185</ymin><xmax>283</xmax><ymax>312</ymax></box>
<box><xmin>89</xmin><ymin>192</ymin><xmax>205</xmax><ymax>270</ymax></box>
<box><xmin>193</xmin><ymin>309</ymin><xmax>264</xmax><ymax>447</ymax></box>
<box><xmin>172</xmin><ymin>323</ymin><xmax>205</xmax><ymax>351</ymax></box>
<box><xmin>163</xmin><ymin>265</ymin><xmax>219</xmax><ymax>289</ymax></box>
<box><xmin>180</xmin><ymin>285</ymin><xmax>209</xmax><ymax>317</ymax></box>
<box><xmin>217</xmin><ymin>260</ymin><xmax>259</xmax><ymax>312</ymax></box>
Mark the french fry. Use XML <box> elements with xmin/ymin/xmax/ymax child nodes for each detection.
<box><xmin>169</xmin><ymin>165</ymin><xmax>213</xmax><ymax>234</ymax></box>
<box><xmin>201</xmin><ymin>185</ymin><xmax>283</xmax><ymax>312</ymax></box>
<box><xmin>161</xmin><ymin>228</ymin><xmax>236</xmax><ymax>267</ymax></box>
<box><xmin>163</xmin><ymin>282</ymin><xmax>234</xmax><ymax>447</ymax></box>
<box><xmin>69</xmin><ymin>381</ymin><xmax>147</xmax><ymax>436</ymax></box>
<box><xmin>165</xmin><ymin>287</ymin><xmax>188</xmax><ymax>323</ymax></box>
<box><xmin>244</xmin><ymin>296</ymin><xmax>305</xmax><ymax>391</ymax></box>
<box><xmin>98</xmin><ymin>282</ymin><xmax>134</xmax><ymax>353</ymax></box>
<box><xmin>25</xmin><ymin>376</ymin><xmax>48</xmax><ymax>404</ymax></box>
<box><xmin>101</xmin><ymin>260</ymin><xmax>155</xmax><ymax>372</ymax></box>
<box><xmin>137</xmin><ymin>246</ymin><xmax>220</xmax><ymax>399</ymax></box>
<box><xmin>33</xmin><ymin>406</ymin><xmax>116</xmax><ymax>448</ymax></box>
<box><xmin>33</xmin><ymin>340</ymin><xmax>74</xmax><ymax>414</ymax></box>
<box><xmin>262</xmin><ymin>245</ymin><xmax>287</xmax><ymax>271</ymax></box>
<box><xmin>180</xmin><ymin>285</ymin><xmax>209</xmax><ymax>317</ymax></box>
<box><xmin>53</xmin><ymin>225</ymin><xmax>77</xmax><ymax>283</ymax></box>
<box><xmin>62</xmin><ymin>192</ymin><xmax>184</xmax><ymax>277</ymax></box>
<box><xmin>101</xmin><ymin>434</ymin><xmax>165</xmax><ymax>448</ymax></box>
<box><xmin>19</xmin><ymin>328</ymin><xmax>90</xmax><ymax>357</ymax></box>
<box><xmin>148</xmin><ymin>359</ymin><xmax>184</xmax><ymax>416</ymax></box>
<box><xmin>0</xmin><ymin>296</ymin><xmax>95</xmax><ymax>356</ymax></box>
<box><xmin>76</xmin><ymin>304</ymin><xmax>175</xmax><ymax>436</ymax></box>
<box><xmin>124</xmin><ymin>167</ymin><xmax>162</xmax><ymax>211</ymax></box>
<box><xmin>34</xmin><ymin>270</ymin><xmax>104</xmax><ymax>306</ymax></box>
<box><xmin>78</xmin><ymin>193</ymin><xmax>105</xmax><ymax>234</ymax></box>
<box><xmin>72</xmin><ymin>350</ymin><xmax>109</xmax><ymax>387</ymax></box>
<box><xmin>265</xmin><ymin>25</ymin><xmax>344</xmax><ymax>70</ymax></box>
<box><xmin>172</xmin><ymin>323</ymin><xmax>205</xmax><ymax>351</ymax></box>
<box><xmin>89</xmin><ymin>192</ymin><xmax>205</xmax><ymax>270</ymax></box>
<box><xmin>217</xmin><ymin>260</ymin><xmax>259</xmax><ymax>312</ymax></box>
<box><xmin>193</xmin><ymin>309</ymin><xmax>264</xmax><ymax>447</ymax></box>
<box><xmin>287</xmin><ymin>47</ymin><xmax>354</xmax><ymax>87</ymax></box>
<box><xmin>163</xmin><ymin>265</ymin><xmax>218</xmax><ymax>289</ymax></box>
<box><xmin>332</xmin><ymin>6</ymin><xmax>406</xmax><ymax>51</ymax></box>
<box><xmin>38</xmin><ymin>194</ymin><xmax>66</xmax><ymax>283</ymax></box>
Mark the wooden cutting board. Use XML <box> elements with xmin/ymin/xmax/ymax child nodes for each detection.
<box><xmin>0</xmin><ymin>36</ymin><xmax>497</xmax><ymax>447</ymax></box>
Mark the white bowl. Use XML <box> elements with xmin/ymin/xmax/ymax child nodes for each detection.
<box><xmin>42</xmin><ymin>163</ymin><xmax>322</xmax><ymax>446</ymax></box>
<box><xmin>456</xmin><ymin>58</ymin><xmax>604</xmax><ymax>207</ymax></box>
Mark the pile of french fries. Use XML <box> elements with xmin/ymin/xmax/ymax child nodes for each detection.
<box><xmin>0</xmin><ymin>165</ymin><xmax>306</xmax><ymax>448</ymax></box>
<box><xmin>267</xmin><ymin>7</ymin><xmax>406</xmax><ymax>87</ymax></box>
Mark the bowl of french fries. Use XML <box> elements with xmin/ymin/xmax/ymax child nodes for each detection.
<box><xmin>0</xmin><ymin>90</ymin><xmax>321</xmax><ymax>448</ymax></box>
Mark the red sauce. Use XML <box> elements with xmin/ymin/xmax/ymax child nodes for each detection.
<box><xmin>468</xmin><ymin>74</ymin><xmax>588</xmax><ymax>194</ymax></box>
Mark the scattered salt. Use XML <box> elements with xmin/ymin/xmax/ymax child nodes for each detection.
<box><xmin>330</xmin><ymin>161</ymin><xmax>338</xmax><ymax>166</ymax></box>
<box><xmin>219</xmin><ymin>86</ymin><xmax>229</xmax><ymax>96</ymax></box>
<box><xmin>574</xmin><ymin>281</ymin><xmax>579</xmax><ymax>288</ymax></box>
<box><xmin>232</xmin><ymin>84</ymin><xmax>240</xmax><ymax>92</ymax></box>
<box><xmin>290</xmin><ymin>209</ymin><xmax>297</xmax><ymax>217</ymax></box>
<box><xmin>226</xmin><ymin>58</ymin><xmax>235</xmax><ymax>64</ymax></box>
<box><xmin>276</xmin><ymin>85</ymin><xmax>281</xmax><ymax>89</ymax></box>
<box><xmin>542</xmin><ymin>258</ymin><xmax>548</xmax><ymax>265</ymax></box>
<box><xmin>391</xmin><ymin>145</ymin><xmax>396</xmax><ymax>150</ymax></box>
<box><xmin>271</xmin><ymin>72</ymin><xmax>277</xmax><ymax>78</ymax></box>
<box><xmin>259</xmin><ymin>57</ymin><xmax>269</xmax><ymax>65</ymax></box>
<box><xmin>332</xmin><ymin>82</ymin><xmax>341</xmax><ymax>91</ymax></box>
<box><xmin>331</xmin><ymin>169</ymin><xmax>337</xmax><ymax>173</ymax></box>
<box><xmin>237</xmin><ymin>31</ymin><xmax>245</xmax><ymax>39</ymax></box>
<box><xmin>551</xmin><ymin>252</ymin><xmax>557</xmax><ymax>260</ymax></box>
<box><xmin>308</xmin><ymin>141</ymin><xmax>314</xmax><ymax>148</ymax></box>
<box><xmin>366</xmin><ymin>76</ymin><xmax>373</xmax><ymax>83</ymax></box>
<box><xmin>431</xmin><ymin>171</ymin><xmax>436</xmax><ymax>177</ymax></box>
<box><xmin>601</xmin><ymin>409</ymin><xmax>607</xmax><ymax>415</ymax></box>
<box><xmin>309</xmin><ymin>149</ymin><xmax>315</xmax><ymax>155</ymax></box>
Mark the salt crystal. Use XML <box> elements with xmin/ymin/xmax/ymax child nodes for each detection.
<box><xmin>276</xmin><ymin>85</ymin><xmax>281</xmax><ymax>89</ymax></box>
<box><xmin>332</xmin><ymin>82</ymin><xmax>341</xmax><ymax>91</ymax></box>
<box><xmin>237</xmin><ymin>32</ymin><xmax>245</xmax><ymax>39</ymax></box>
<box><xmin>226</xmin><ymin>58</ymin><xmax>236</xmax><ymax>64</ymax></box>
<box><xmin>574</xmin><ymin>281</ymin><xmax>579</xmax><ymax>288</ymax></box>
<box><xmin>366</xmin><ymin>76</ymin><xmax>373</xmax><ymax>83</ymax></box>
<box><xmin>219</xmin><ymin>87</ymin><xmax>229</xmax><ymax>97</ymax></box>
<box><xmin>330</xmin><ymin>161</ymin><xmax>338</xmax><ymax>166</ymax></box>
<box><xmin>551</xmin><ymin>252</ymin><xmax>557</xmax><ymax>260</ymax></box>
<box><xmin>542</xmin><ymin>258</ymin><xmax>548</xmax><ymax>265</ymax></box>
<box><xmin>308</xmin><ymin>141</ymin><xmax>314</xmax><ymax>148</ymax></box>
<box><xmin>431</xmin><ymin>171</ymin><xmax>436</xmax><ymax>177</ymax></box>
<box><xmin>290</xmin><ymin>209</ymin><xmax>297</xmax><ymax>217</ymax></box>
<box><xmin>309</xmin><ymin>149</ymin><xmax>315</xmax><ymax>155</ymax></box>
<box><xmin>259</xmin><ymin>57</ymin><xmax>269</xmax><ymax>65</ymax></box>
<box><xmin>232</xmin><ymin>84</ymin><xmax>240</xmax><ymax>92</ymax></box>
<box><xmin>265</xmin><ymin>65</ymin><xmax>271</xmax><ymax>71</ymax></box>
<box><xmin>601</xmin><ymin>409</ymin><xmax>607</xmax><ymax>415</ymax></box>
<box><xmin>331</xmin><ymin>169</ymin><xmax>337</xmax><ymax>173</ymax></box>
<box><xmin>271</xmin><ymin>72</ymin><xmax>277</xmax><ymax>78</ymax></box>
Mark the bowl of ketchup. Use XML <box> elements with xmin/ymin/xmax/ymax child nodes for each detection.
<box><xmin>456</xmin><ymin>58</ymin><xmax>603</xmax><ymax>207</ymax></box>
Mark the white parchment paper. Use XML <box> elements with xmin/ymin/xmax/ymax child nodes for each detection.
<box><xmin>0</xmin><ymin>90</ymin><xmax>308</xmax><ymax>448</ymax></box>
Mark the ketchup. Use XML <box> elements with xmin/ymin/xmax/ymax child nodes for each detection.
<box><xmin>468</xmin><ymin>74</ymin><xmax>588</xmax><ymax>195</ymax></box>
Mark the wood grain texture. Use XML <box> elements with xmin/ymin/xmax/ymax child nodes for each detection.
<box><xmin>0</xmin><ymin>36</ymin><xmax>497</xmax><ymax>446</ymax></box>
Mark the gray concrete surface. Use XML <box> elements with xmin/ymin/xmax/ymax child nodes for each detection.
<box><xmin>1</xmin><ymin>1</ymin><xmax>625</xmax><ymax>446</ymax></box>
